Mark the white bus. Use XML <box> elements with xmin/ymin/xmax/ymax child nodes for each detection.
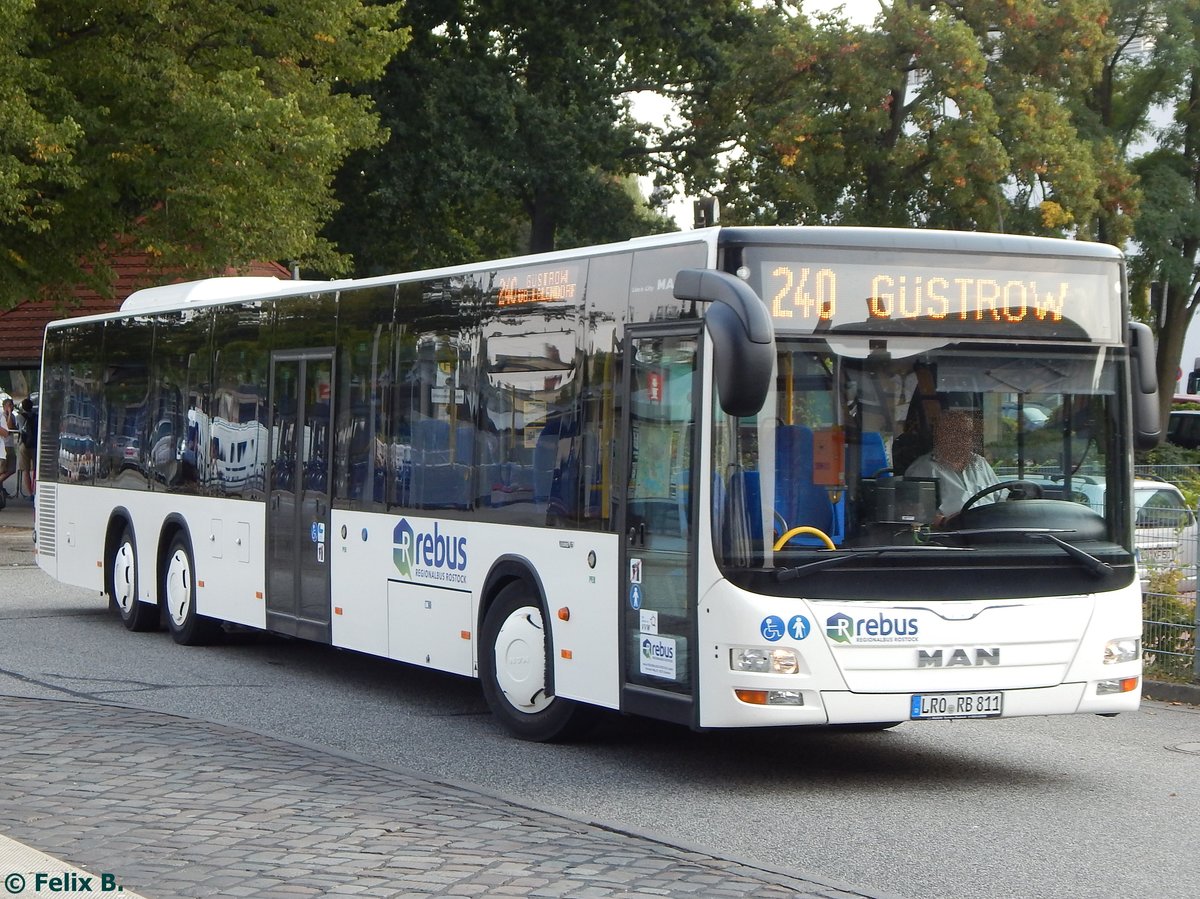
<box><xmin>34</xmin><ymin>227</ymin><xmax>1160</xmax><ymax>740</ymax></box>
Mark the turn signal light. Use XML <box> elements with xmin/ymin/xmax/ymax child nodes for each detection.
<box><xmin>735</xmin><ymin>689</ymin><xmax>769</xmax><ymax>705</ymax></box>
<box><xmin>1096</xmin><ymin>676</ymin><xmax>1140</xmax><ymax>695</ymax></box>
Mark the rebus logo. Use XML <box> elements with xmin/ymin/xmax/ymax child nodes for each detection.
<box><xmin>393</xmin><ymin>519</ymin><xmax>468</xmax><ymax>583</ymax></box>
<box><xmin>826</xmin><ymin>612</ymin><xmax>919</xmax><ymax>644</ymax></box>
<box><xmin>393</xmin><ymin>519</ymin><xmax>415</xmax><ymax>578</ymax></box>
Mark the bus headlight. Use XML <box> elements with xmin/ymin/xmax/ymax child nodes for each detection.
<box><xmin>1103</xmin><ymin>637</ymin><xmax>1140</xmax><ymax>664</ymax></box>
<box><xmin>731</xmin><ymin>647</ymin><xmax>800</xmax><ymax>674</ymax></box>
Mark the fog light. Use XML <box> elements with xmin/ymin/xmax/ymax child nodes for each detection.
<box><xmin>767</xmin><ymin>689</ymin><xmax>804</xmax><ymax>706</ymax></box>
<box><xmin>1104</xmin><ymin>637</ymin><xmax>1140</xmax><ymax>665</ymax></box>
<box><xmin>731</xmin><ymin>647</ymin><xmax>800</xmax><ymax>674</ymax></box>
<box><xmin>1096</xmin><ymin>677</ymin><xmax>1139</xmax><ymax>695</ymax></box>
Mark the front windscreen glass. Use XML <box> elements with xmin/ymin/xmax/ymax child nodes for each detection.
<box><xmin>712</xmin><ymin>339</ymin><xmax>1133</xmax><ymax>599</ymax></box>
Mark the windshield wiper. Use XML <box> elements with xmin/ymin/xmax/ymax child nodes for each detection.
<box><xmin>932</xmin><ymin>527</ymin><xmax>1114</xmax><ymax>579</ymax></box>
<box><xmin>774</xmin><ymin>545</ymin><xmax>974</xmax><ymax>582</ymax></box>
<box><xmin>1025</xmin><ymin>532</ymin><xmax>1114</xmax><ymax>578</ymax></box>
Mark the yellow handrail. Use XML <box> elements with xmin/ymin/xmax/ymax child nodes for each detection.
<box><xmin>773</xmin><ymin>526</ymin><xmax>836</xmax><ymax>552</ymax></box>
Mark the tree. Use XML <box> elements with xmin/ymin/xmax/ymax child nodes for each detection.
<box><xmin>325</xmin><ymin>0</ymin><xmax>742</xmax><ymax>274</ymax></box>
<box><xmin>1125</xmin><ymin>0</ymin><xmax>1200</xmax><ymax>423</ymax></box>
<box><xmin>0</xmin><ymin>0</ymin><xmax>405</xmax><ymax>308</ymax></box>
<box><xmin>680</xmin><ymin>0</ymin><xmax>1125</xmax><ymax>237</ymax></box>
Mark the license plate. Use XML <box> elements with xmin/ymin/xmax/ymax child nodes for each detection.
<box><xmin>910</xmin><ymin>691</ymin><xmax>1004</xmax><ymax>719</ymax></box>
<box><xmin>1138</xmin><ymin>547</ymin><xmax>1174</xmax><ymax>564</ymax></box>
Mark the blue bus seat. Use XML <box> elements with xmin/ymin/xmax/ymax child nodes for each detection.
<box><xmin>861</xmin><ymin>431</ymin><xmax>891</xmax><ymax>478</ymax></box>
<box><xmin>775</xmin><ymin>425</ymin><xmax>840</xmax><ymax>545</ymax></box>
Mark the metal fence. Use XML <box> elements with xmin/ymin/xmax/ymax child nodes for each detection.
<box><xmin>1135</xmin><ymin>465</ymin><xmax>1199</xmax><ymax>684</ymax></box>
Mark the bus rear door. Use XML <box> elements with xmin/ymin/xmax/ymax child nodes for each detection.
<box><xmin>267</xmin><ymin>350</ymin><xmax>334</xmax><ymax>642</ymax></box>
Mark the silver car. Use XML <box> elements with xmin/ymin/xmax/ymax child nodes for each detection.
<box><xmin>1018</xmin><ymin>475</ymin><xmax>1196</xmax><ymax>593</ymax></box>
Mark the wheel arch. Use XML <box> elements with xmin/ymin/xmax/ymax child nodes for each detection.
<box><xmin>102</xmin><ymin>506</ymin><xmax>136</xmax><ymax>596</ymax></box>
<box><xmin>156</xmin><ymin>513</ymin><xmax>193</xmax><ymax>594</ymax></box>
<box><xmin>478</xmin><ymin>555</ymin><xmax>555</xmax><ymax>691</ymax></box>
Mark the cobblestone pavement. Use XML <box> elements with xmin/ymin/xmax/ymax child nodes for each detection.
<box><xmin>0</xmin><ymin>696</ymin><xmax>883</xmax><ymax>899</ymax></box>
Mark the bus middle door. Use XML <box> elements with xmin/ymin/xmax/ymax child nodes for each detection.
<box><xmin>619</xmin><ymin>323</ymin><xmax>701</xmax><ymax>727</ymax></box>
<box><xmin>267</xmin><ymin>350</ymin><xmax>334</xmax><ymax>642</ymax></box>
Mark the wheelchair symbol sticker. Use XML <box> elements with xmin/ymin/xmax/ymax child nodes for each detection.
<box><xmin>760</xmin><ymin>615</ymin><xmax>785</xmax><ymax>642</ymax></box>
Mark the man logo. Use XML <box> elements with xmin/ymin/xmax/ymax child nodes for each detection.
<box><xmin>917</xmin><ymin>648</ymin><xmax>1001</xmax><ymax>668</ymax></box>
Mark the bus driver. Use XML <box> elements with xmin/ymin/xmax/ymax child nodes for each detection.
<box><xmin>904</xmin><ymin>406</ymin><xmax>1001</xmax><ymax>523</ymax></box>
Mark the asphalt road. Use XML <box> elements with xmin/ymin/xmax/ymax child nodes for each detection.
<box><xmin>2</xmin><ymin>532</ymin><xmax>1197</xmax><ymax>899</ymax></box>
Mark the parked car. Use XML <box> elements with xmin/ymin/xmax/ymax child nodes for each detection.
<box><xmin>1018</xmin><ymin>475</ymin><xmax>1196</xmax><ymax>592</ymax></box>
<box><xmin>1001</xmin><ymin>402</ymin><xmax>1049</xmax><ymax>429</ymax></box>
<box><xmin>1166</xmin><ymin>409</ymin><xmax>1200</xmax><ymax>449</ymax></box>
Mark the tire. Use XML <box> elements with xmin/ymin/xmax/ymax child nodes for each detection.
<box><xmin>479</xmin><ymin>581</ymin><xmax>590</xmax><ymax>742</ymax></box>
<box><xmin>162</xmin><ymin>531</ymin><xmax>219</xmax><ymax>645</ymax></box>
<box><xmin>108</xmin><ymin>525</ymin><xmax>158</xmax><ymax>631</ymax></box>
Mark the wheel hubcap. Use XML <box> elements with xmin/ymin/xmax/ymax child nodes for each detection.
<box><xmin>493</xmin><ymin>605</ymin><xmax>550</xmax><ymax>714</ymax></box>
<box><xmin>165</xmin><ymin>549</ymin><xmax>192</xmax><ymax>628</ymax></box>
<box><xmin>113</xmin><ymin>541</ymin><xmax>136</xmax><ymax>614</ymax></box>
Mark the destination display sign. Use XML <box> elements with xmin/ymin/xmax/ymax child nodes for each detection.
<box><xmin>748</xmin><ymin>250</ymin><xmax>1120</xmax><ymax>342</ymax></box>
<box><xmin>495</xmin><ymin>263</ymin><xmax>583</xmax><ymax>307</ymax></box>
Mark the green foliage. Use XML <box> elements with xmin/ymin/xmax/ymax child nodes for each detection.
<box><xmin>1142</xmin><ymin>587</ymin><xmax>1197</xmax><ymax>683</ymax></box>
<box><xmin>0</xmin><ymin>0</ymin><xmax>405</xmax><ymax>307</ymax></box>
<box><xmin>680</xmin><ymin>0</ymin><xmax>1129</xmax><ymax>236</ymax></box>
<box><xmin>324</xmin><ymin>0</ymin><xmax>734</xmax><ymax>274</ymax></box>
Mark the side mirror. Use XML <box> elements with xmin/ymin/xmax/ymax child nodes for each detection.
<box><xmin>1128</xmin><ymin>321</ymin><xmax>1161</xmax><ymax>450</ymax></box>
<box><xmin>673</xmin><ymin>269</ymin><xmax>775</xmax><ymax>417</ymax></box>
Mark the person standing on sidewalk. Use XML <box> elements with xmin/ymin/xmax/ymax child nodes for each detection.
<box><xmin>0</xmin><ymin>396</ymin><xmax>15</xmax><ymax>501</ymax></box>
<box><xmin>15</xmin><ymin>397</ymin><xmax>35</xmax><ymax>501</ymax></box>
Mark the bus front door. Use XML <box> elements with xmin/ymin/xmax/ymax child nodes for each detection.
<box><xmin>267</xmin><ymin>351</ymin><xmax>334</xmax><ymax>642</ymax></box>
<box><xmin>619</xmin><ymin>324</ymin><xmax>701</xmax><ymax>726</ymax></box>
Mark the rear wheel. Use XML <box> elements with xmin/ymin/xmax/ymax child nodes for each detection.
<box><xmin>479</xmin><ymin>581</ymin><xmax>589</xmax><ymax>742</ymax></box>
<box><xmin>109</xmin><ymin>525</ymin><xmax>157</xmax><ymax>631</ymax></box>
<box><xmin>162</xmin><ymin>532</ymin><xmax>219</xmax><ymax>645</ymax></box>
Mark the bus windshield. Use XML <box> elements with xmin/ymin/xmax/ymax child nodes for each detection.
<box><xmin>712</xmin><ymin>339</ymin><xmax>1132</xmax><ymax>599</ymax></box>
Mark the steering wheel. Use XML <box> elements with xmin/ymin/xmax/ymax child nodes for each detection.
<box><xmin>959</xmin><ymin>479</ymin><xmax>1044</xmax><ymax>514</ymax></box>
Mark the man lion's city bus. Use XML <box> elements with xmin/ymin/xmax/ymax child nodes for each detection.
<box><xmin>34</xmin><ymin>227</ymin><xmax>1160</xmax><ymax>741</ymax></box>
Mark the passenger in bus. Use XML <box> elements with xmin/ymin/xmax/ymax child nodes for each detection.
<box><xmin>904</xmin><ymin>407</ymin><xmax>1001</xmax><ymax>523</ymax></box>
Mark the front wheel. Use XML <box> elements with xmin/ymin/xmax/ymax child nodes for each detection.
<box><xmin>479</xmin><ymin>582</ymin><xmax>589</xmax><ymax>742</ymax></box>
<box><xmin>109</xmin><ymin>525</ymin><xmax>157</xmax><ymax>631</ymax></box>
<box><xmin>162</xmin><ymin>532</ymin><xmax>219</xmax><ymax>645</ymax></box>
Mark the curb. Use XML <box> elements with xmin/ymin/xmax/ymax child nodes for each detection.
<box><xmin>1143</xmin><ymin>679</ymin><xmax>1200</xmax><ymax>706</ymax></box>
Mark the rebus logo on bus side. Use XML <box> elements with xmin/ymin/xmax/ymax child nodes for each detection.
<box><xmin>392</xmin><ymin>519</ymin><xmax>468</xmax><ymax>583</ymax></box>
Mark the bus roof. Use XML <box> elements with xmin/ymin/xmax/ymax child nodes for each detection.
<box><xmin>120</xmin><ymin>276</ymin><xmax>337</xmax><ymax>312</ymax></box>
<box><xmin>57</xmin><ymin>225</ymin><xmax>1121</xmax><ymax>328</ymax></box>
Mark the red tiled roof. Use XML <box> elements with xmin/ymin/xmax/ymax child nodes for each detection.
<box><xmin>0</xmin><ymin>252</ymin><xmax>291</xmax><ymax>368</ymax></box>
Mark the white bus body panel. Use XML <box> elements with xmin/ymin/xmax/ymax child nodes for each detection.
<box><xmin>39</xmin><ymin>483</ymin><xmax>267</xmax><ymax>630</ymax></box>
<box><xmin>328</xmin><ymin>511</ymin><xmax>621</xmax><ymax>709</ymax></box>
<box><xmin>696</xmin><ymin>577</ymin><xmax>1143</xmax><ymax>727</ymax></box>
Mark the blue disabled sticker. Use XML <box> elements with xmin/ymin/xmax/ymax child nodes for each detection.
<box><xmin>787</xmin><ymin>615</ymin><xmax>811</xmax><ymax>640</ymax></box>
<box><xmin>760</xmin><ymin>615</ymin><xmax>785</xmax><ymax>642</ymax></box>
<box><xmin>629</xmin><ymin>583</ymin><xmax>643</xmax><ymax>610</ymax></box>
